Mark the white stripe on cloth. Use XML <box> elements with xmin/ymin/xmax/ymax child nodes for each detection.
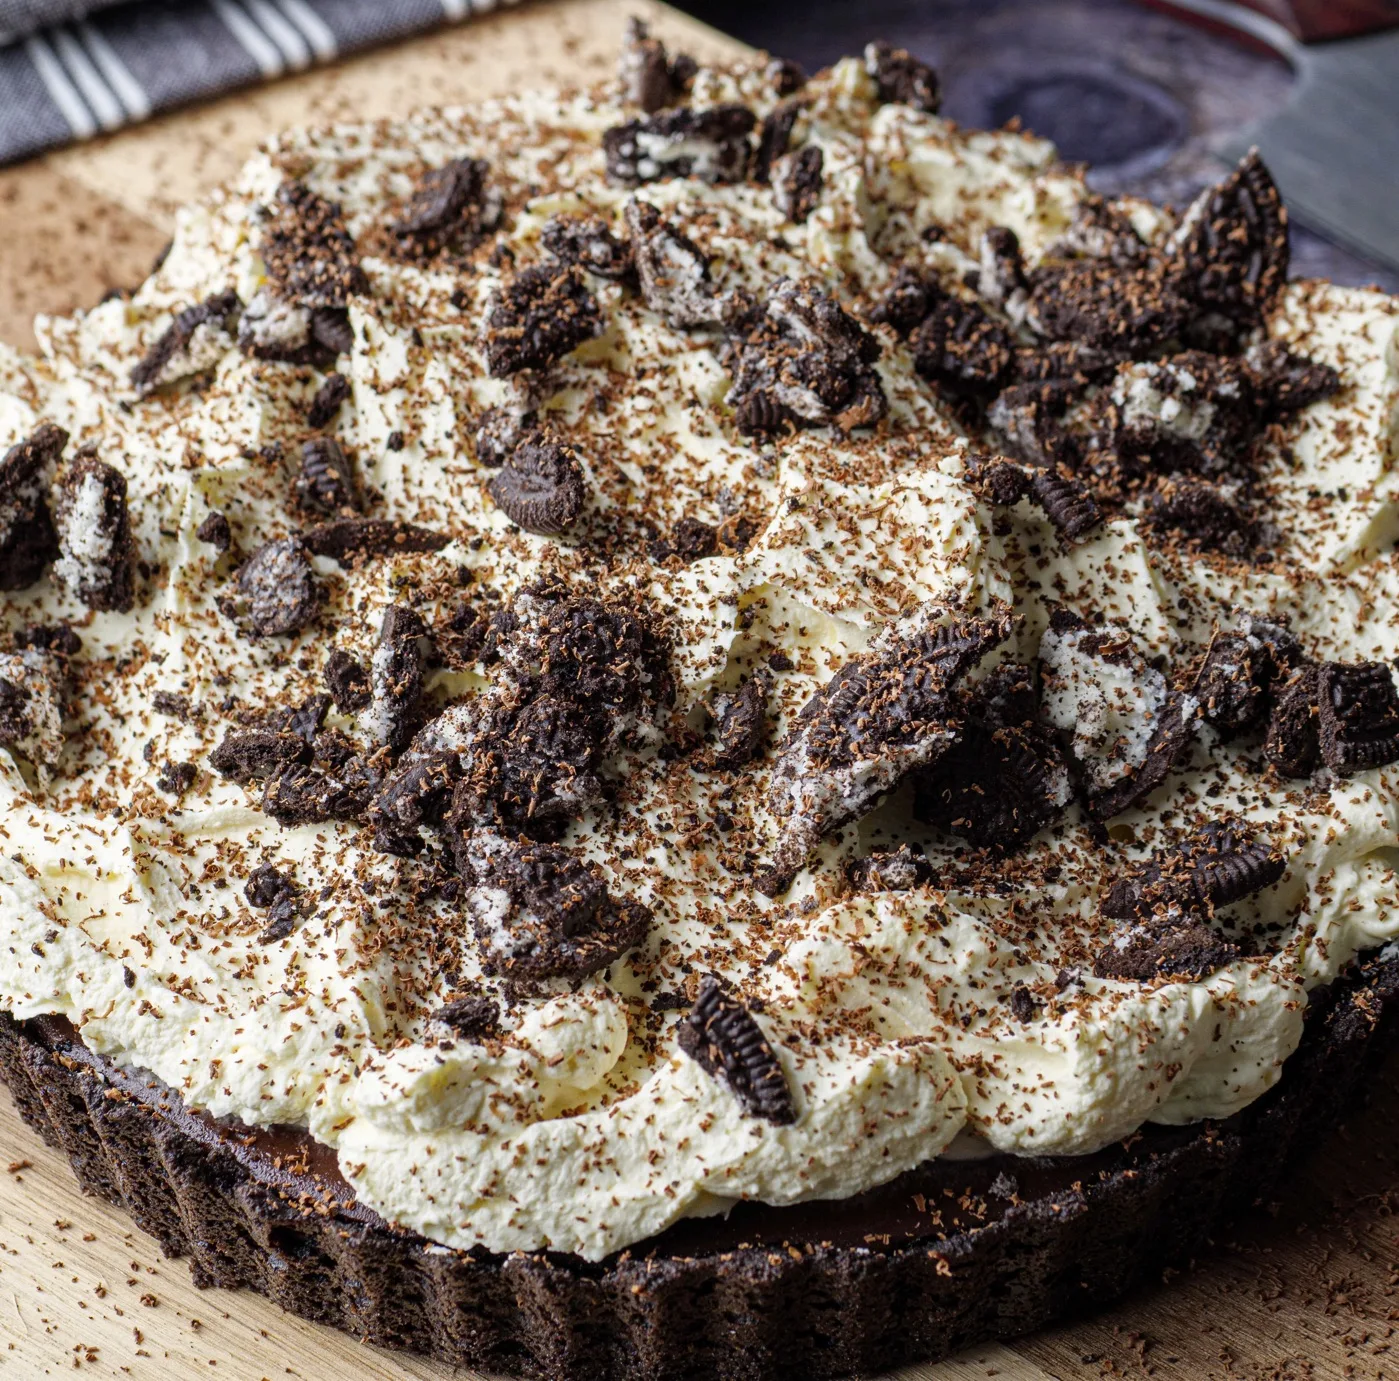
<box><xmin>440</xmin><ymin>0</ymin><xmax>470</xmax><ymax>19</ymax></box>
<box><xmin>77</xmin><ymin>20</ymin><xmax>151</xmax><ymax>121</ymax></box>
<box><xmin>50</xmin><ymin>25</ymin><xmax>123</xmax><ymax>130</ymax></box>
<box><xmin>23</xmin><ymin>31</ymin><xmax>96</xmax><ymax>138</ymax></box>
<box><xmin>210</xmin><ymin>0</ymin><xmax>284</xmax><ymax>77</ymax></box>
<box><xmin>243</xmin><ymin>0</ymin><xmax>312</xmax><ymax>70</ymax></box>
<box><xmin>272</xmin><ymin>0</ymin><xmax>337</xmax><ymax>62</ymax></box>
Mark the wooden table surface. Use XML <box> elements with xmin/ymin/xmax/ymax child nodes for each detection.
<box><xmin>2</xmin><ymin>2</ymin><xmax>1398</xmax><ymax>1375</ymax></box>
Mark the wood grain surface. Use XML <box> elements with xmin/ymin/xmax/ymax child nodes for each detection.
<box><xmin>2</xmin><ymin>3</ymin><xmax>1398</xmax><ymax>1376</ymax></box>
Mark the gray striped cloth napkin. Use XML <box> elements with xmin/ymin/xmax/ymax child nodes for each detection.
<box><xmin>0</xmin><ymin>0</ymin><xmax>521</xmax><ymax>165</ymax></box>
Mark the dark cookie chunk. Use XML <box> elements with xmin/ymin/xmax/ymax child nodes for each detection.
<box><xmin>15</xmin><ymin>622</ymin><xmax>81</xmax><ymax>657</ymax></box>
<box><xmin>260</xmin><ymin>181</ymin><xmax>368</xmax><ymax>309</ymax></box>
<box><xmin>1247</xmin><ymin>338</ymin><xmax>1341</xmax><ymax>417</ymax></box>
<box><xmin>0</xmin><ymin>647</ymin><xmax>67</xmax><ymax>771</ymax></box>
<box><xmin>237</xmin><ymin>292</ymin><xmax>353</xmax><ymax>366</ymax></box>
<box><xmin>864</xmin><ymin>40</ymin><xmax>940</xmax><ymax>113</ymax></box>
<box><xmin>726</xmin><ymin>277</ymin><xmax>887</xmax><ymax>436</ymax></box>
<box><xmin>473</xmin><ymin>406</ymin><xmax>535</xmax><ymax>467</ymax></box>
<box><xmin>295</xmin><ymin>436</ymin><xmax>357</xmax><ymax>516</ymax></box>
<box><xmin>196</xmin><ymin>510</ymin><xmax>232</xmax><ymax>553</ymax></box>
<box><xmin>324</xmin><ymin>647</ymin><xmax>371</xmax><ymax>713</ymax></box>
<box><xmin>1192</xmin><ymin>632</ymin><xmax>1278</xmax><ymax>740</ymax></box>
<box><xmin>909</xmin><ymin>283</ymin><xmax>1016</xmax><ymax>396</ymax></box>
<box><xmin>541</xmin><ymin>216</ymin><xmax>633</xmax><ymax>281</ymax></box>
<box><xmin>965</xmin><ymin>456</ymin><xmax>1030</xmax><ymax>507</ymax></box>
<box><xmin>263</xmin><ymin>758</ymin><xmax>375</xmax><ymax>827</ymax></box>
<box><xmin>452</xmin><ymin>694</ymin><xmax>604</xmax><ymax>837</ymax></box>
<box><xmin>760</xmin><ymin>610</ymin><xmax>1011</xmax><ymax>894</ymax></box>
<box><xmin>151</xmin><ymin>688</ymin><xmax>192</xmax><ymax>719</ymax></box>
<box><xmin>301</xmin><ymin>518</ymin><xmax>449</xmax><ymax>565</ymax></box>
<box><xmin>1264</xmin><ymin>663</ymin><xmax>1323</xmax><ymax>777</ymax></box>
<box><xmin>488</xmin><ymin>436</ymin><xmax>586</xmax><ymax>536</ymax></box>
<box><xmin>52</xmin><ymin>453</ymin><xmax>135</xmax><ymax>613</ymax></box>
<box><xmin>391</xmin><ymin>158</ymin><xmax>497</xmax><ymax>258</ymax></box>
<box><xmin>1026</xmin><ymin>260</ymin><xmax>1193</xmax><ymax>355</ymax></box>
<box><xmin>678</xmin><ymin>975</ymin><xmax>796</xmax><ymax>1124</ymax></box>
<box><xmin>625</xmin><ymin>199</ymin><xmax>722</xmax><ymax>329</ymax></box>
<box><xmin>603</xmin><ymin>104</ymin><xmax>757</xmax><ymax>186</ymax></box>
<box><xmin>433</xmin><ymin>993</ymin><xmax>501</xmax><ymax>1041</ymax></box>
<box><xmin>244</xmin><ymin>862</ymin><xmax>301</xmax><ymax>944</ymax></box>
<box><xmin>275</xmin><ymin>692</ymin><xmax>331</xmax><ymax>744</ymax></box>
<box><xmin>914</xmin><ymin>664</ymin><xmax>1070</xmax><ymax>851</ymax></box>
<box><xmin>1318</xmin><ymin>661</ymin><xmax>1399</xmax><ymax>775</ymax></box>
<box><xmin>434</xmin><ymin>597</ymin><xmax>493</xmax><ymax>670</ymax></box>
<box><xmin>369</xmin><ymin>749</ymin><xmax>464</xmax><ymax>855</ymax></box>
<box><xmin>457</xmin><ymin>831</ymin><xmax>651</xmax><ymax>983</ymax></box>
<box><xmin>1142</xmin><ymin>478</ymin><xmax>1255</xmax><ymax>555</ymax></box>
<box><xmin>976</xmin><ymin>226</ymin><xmax>1028</xmax><ymax>313</ymax></box>
<box><xmin>1167</xmin><ymin>150</ymin><xmax>1288</xmax><ymax>328</ymax></box>
<box><xmin>1093</xmin><ymin>917</ymin><xmax>1238</xmax><ymax>983</ymax></box>
<box><xmin>156</xmin><ymin>761</ymin><xmax>197</xmax><ymax>796</ymax></box>
<box><xmin>1008</xmin><ymin>983</ymin><xmax>1042</xmax><ymax>1022</ymax></box>
<box><xmin>227</xmin><ymin>538</ymin><xmax>319</xmax><ymax>637</ymax></box>
<box><xmin>618</xmin><ymin>17</ymin><xmax>693</xmax><ymax>113</ymax></box>
<box><xmin>130</xmin><ymin>291</ymin><xmax>241</xmax><ymax>396</ymax></box>
<box><xmin>774</xmin><ymin>145</ymin><xmax>824</xmax><ymax>223</ymax></box>
<box><xmin>1046</xmin><ymin>197</ymin><xmax>1148</xmax><ymax>266</ymax></box>
<box><xmin>706</xmin><ymin>673</ymin><xmax>770</xmax><ymax>771</ymax></box>
<box><xmin>752</xmin><ymin>101</ymin><xmax>800</xmax><ymax>184</ymax></box>
<box><xmin>483</xmin><ymin>264</ymin><xmax>603</xmax><ymax>377</ymax></box>
<box><xmin>1085</xmin><ymin>691</ymin><xmax>1199</xmax><ymax>822</ymax></box>
<box><xmin>0</xmin><ymin>423</ymin><xmax>63</xmax><ymax>591</ymax></box>
<box><xmin>766</xmin><ymin>56</ymin><xmax>806</xmax><ymax>95</ymax></box>
<box><xmin>986</xmin><ymin>378</ymin><xmax>1085</xmax><ymax>469</ymax></box>
<box><xmin>1026</xmin><ymin>468</ymin><xmax>1102</xmax><ymax>542</ymax></box>
<box><xmin>651</xmin><ymin>515</ymin><xmax>717</xmax><ymax>563</ymax></box>
<box><xmin>210</xmin><ymin>728</ymin><xmax>311</xmax><ymax>783</ymax></box>
<box><xmin>868</xmin><ymin>266</ymin><xmax>935</xmax><ymax>338</ymax></box>
<box><xmin>846</xmin><ymin>844</ymin><xmax>932</xmax><ymax>893</ymax></box>
<box><xmin>366</xmin><ymin>604</ymin><xmax>430</xmax><ymax>754</ymax></box>
<box><xmin>306</xmin><ymin>371</ymin><xmax>350</xmax><ymax>428</ymax></box>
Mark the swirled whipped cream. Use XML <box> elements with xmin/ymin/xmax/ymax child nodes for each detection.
<box><xmin>1</xmin><ymin>30</ymin><xmax>1398</xmax><ymax>1261</ymax></box>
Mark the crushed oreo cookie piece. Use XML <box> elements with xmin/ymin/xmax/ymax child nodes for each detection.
<box><xmin>433</xmin><ymin>993</ymin><xmax>501</xmax><ymax>1041</ymax></box>
<box><xmin>263</xmin><ymin>757</ymin><xmax>375</xmax><ymax>827</ymax></box>
<box><xmin>1166</xmin><ymin>149</ymin><xmax>1288</xmax><ymax>328</ymax></box>
<box><xmin>434</xmin><ymin>598</ymin><xmax>493</xmax><ymax>670</ymax></box>
<box><xmin>473</xmin><ymin>405</ymin><xmax>536</xmax><ymax>468</ymax></box>
<box><xmin>652</xmin><ymin>515</ymin><xmax>717</xmax><ymax>563</ymax></box>
<box><xmin>726</xmin><ymin>277</ymin><xmax>887</xmax><ymax>435</ymax></box>
<box><xmin>483</xmin><ymin>264</ymin><xmax>603</xmax><ymax>376</ymax></box>
<box><xmin>1093</xmin><ymin>915</ymin><xmax>1238</xmax><ymax>982</ymax></box>
<box><xmin>210</xmin><ymin>728</ymin><xmax>311</xmax><ymax>783</ymax></box>
<box><xmin>1247</xmin><ymin>339</ymin><xmax>1342</xmax><ymax>417</ymax></box>
<box><xmin>541</xmin><ymin>215</ymin><xmax>634</xmax><ymax>281</ymax></box>
<box><xmin>864</xmin><ymin>40</ymin><xmax>940</xmax><ymax>112</ymax></box>
<box><xmin>618</xmin><ymin>17</ymin><xmax>693</xmax><ymax>113</ymax></box>
<box><xmin>15</xmin><ymin>623</ymin><xmax>80</xmax><ymax>658</ymax></box>
<box><xmin>1044</xmin><ymin>198</ymin><xmax>1147</xmax><ymax>266</ymax></box>
<box><xmin>226</xmin><ymin>538</ymin><xmax>319</xmax><ymax>637</ymax></box>
<box><xmin>130</xmin><ymin>291</ymin><xmax>241</xmax><ymax>396</ymax></box>
<box><xmin>237</xmin><ymin>291</ymin><xmax>353</xmax><ymax>366</ymax></box>
<box><xmin>1192</xmin><ymin>628</ymin><xmax>1283</xmax><ymax>740</ymax></box>
<box><xmin>678</xmin><ymin>975</ymin><xmax>796</xmax><ymax>1124</ymax></box>
<box><xmin>156</xmin><ymin>761</ymin><xmax>197</xmax><ymax>796</ymax></box>
<box><xmin>0</xmin><ymin>648</ymin><xmax>66</xmax><ymax>772</ymax></box>
<box><xmin>625</xmin><ymin>199</ymin><xmax>723</xmax><ymax>328</ymax></box>
<box><xmin>766</xmin><ymin>56</ymin><xmax>806</xmax><ymax>95</ymax></box>
<box><xmin>275</xmin><ymin>693</ymin><xmax>330</xmax><ymax>744</ymax></box>
<box><xmin>759</xmin><ymin>608</ymin><xmax>1011</xmax><ymax>893</ymax></box>
<box><xmin>391</xmin><ymin>157</ymin><xmax>499</xmax><ymax>258</ymax></box>
<box><xmin>1009</xmin><ymin>983</ymin><xmax>1041</xmax><ymax>1022</ymax></box>
<box><xmin>706</xmin><ymin>672</ymin><xmax>770</xmax><ymax>770</ymax></box>
<box><xmin>369</xmin><ymin>749</ymin><xmax>464</xmax><ymax>855</ymax></box>
<box><xmin>976</xmin><ymin>227</ymin><xmax>1028</xmax><ymax>318</ymax></box>
<box><xmin>604</xmin><ymin>104</ymin><xmax>757</xmax><ymax>185</ymax></box>
<box><xmin>909</xmin><ymin>281</ymin><xmax>1016</xmax><ymax>396</ymax></box>
<box><xmin>965</xmin><ymin>456</ymin><xmax>1030</xmax><ymax>507</ymax></box>
<box><xmin>196</xmin><ymin>510</ymin><xmax>232</xmax><ymax>554</ymax></box>
<box><xmin>869</xmin><ymin>266</ymin><xmax>935</xmax><ymax>338</ymax></box>
<box><xmin>295</xmin><ymin>436</ymin><xmax>358</xmax><ymax>516</ymax></box>
<box><xmin>244</xmin><ymin>862</ymin><xmax>302</xmax><ymax>944</ymax></box>
<box><xmin>773</xmin><ymin>145</ymin><xmax>824</xmax><ymax>223</ymax></box>
<box><xmin>457</xmin><ymin>830</ymin><xmax>652</xmax><ymax>984</ymax></box>
<box><xmin>51</xmin><ymin>453</ymin><xmax>135</xmax><ymax>613</ymax></box>
<box><xmin>986</xmin><ymin>378</ymin><xmax>1084</xmax><ymax>469</ymax></box>
<box><xmin>1318</xmin><ymin>661</ymin><xmax>1399</xmax><ymax>774</ymax></box>
<box><xmin>306</xmin><ymin>371</ymin><xmax>350</xmax><ymax>428</ymax></box>
<box><xmin>300</xmin><ymin>518</ymin><xmax>450</xmax><ymax>565</ymax></box>
<box><xmin>1264</xmin><ymin>663</ymin><xmax>1323</xmax><ymax>777</ymax></box>
<box><xmin>363</xmin><ymin>604</ymin><xmax>430</xmax><ymax>754</ymax></box>
<box><xmin>0</xmin><ymin>424</ymin><xmax>62</xmax><ymax>591</ymax></box>
<box><xmin>488</xmin><ymin>436</ymin><xmax>586</xmax><ymax>536</ymax></box>
<box><xmin>324</xmin><ymin>647</ymin><xmax>371</xmax><ymax>713</ymax></box>
<box><xmin>752</xmin><ymin>100</ymin><xmax>800</xmax><ymax>184</ymax></box>
<box><xmin>1143</xmin><ymin>478</ymin><xmax>1255</xmax><ymax>555</ymax></box>
<box><xmin>845</xmin><ymin>844</ymin><xmax>932</xmax><ymax>893</ymax></box>
<box><xmin>1026</xmin><ymin>260</ymin><xmax>1193</xmax><ymax>355</ymax></box>
<box><xmin>1026</xmin><ymin>468</ymin><xmax>1102</xmax><ymax>542</ymax></box>
<box><xmin>260</xmin><ymin>181</ymin><xmax>368</xmax><ymax>309</ymax></box>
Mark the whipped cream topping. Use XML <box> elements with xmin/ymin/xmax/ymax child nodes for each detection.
<box><xmin>0</xmin><ymin>47</ymin><xmax>1397</xmax><ymax>1263</ymax></box>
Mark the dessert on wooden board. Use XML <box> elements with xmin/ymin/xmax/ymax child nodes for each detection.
<box><xmin>2</xmin><ymin>21</ymin><xmax>1398</xmax><ymax>1379</ymax></box>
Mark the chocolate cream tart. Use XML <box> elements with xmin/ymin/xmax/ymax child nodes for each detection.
<box><xmin>3</xmin><ymin>23</ymin><xmax>1399</xmax><ymax>1380</ymax></box>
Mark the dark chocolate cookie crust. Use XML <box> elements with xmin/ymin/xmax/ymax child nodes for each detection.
<box><xmin>3</xmin><ymin>949</ymin><xmax>1399</xmax><ymax>1381</ymax></box>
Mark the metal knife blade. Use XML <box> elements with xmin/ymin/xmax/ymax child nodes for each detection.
<box><xmin>1156</xmin><ymin>0</ymin><xmax>1399</xmax><ymax>270</ymax></box>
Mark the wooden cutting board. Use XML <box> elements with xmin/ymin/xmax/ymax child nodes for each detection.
<box><xmin>2</xmin><ymin>3</ymin><xmax>1399</xmax><ymax>1375</ymax></box>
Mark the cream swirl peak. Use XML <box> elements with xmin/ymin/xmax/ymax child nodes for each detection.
<box><xmin>1</xmin><ymin>30</ymin><xmax>1398</xmax><ymax>1261</ymax></box>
